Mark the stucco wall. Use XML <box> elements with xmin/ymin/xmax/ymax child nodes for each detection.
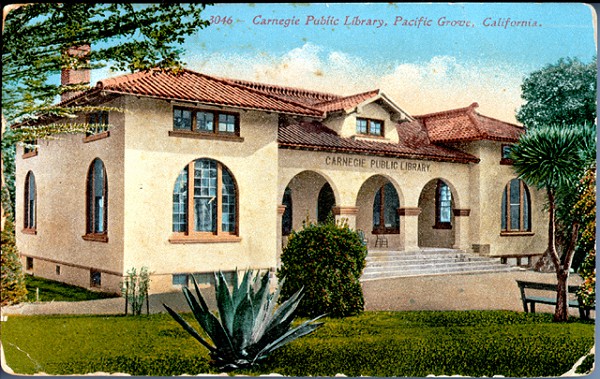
<box><xmin>120</xmin><ymin>97</ymin><xmax>280</xmax><ymax>293</ymax></box>
<box><xmin>15</xmin><ymin>98</ymin><xmax>126</xmax><ymax>293</ymax></box>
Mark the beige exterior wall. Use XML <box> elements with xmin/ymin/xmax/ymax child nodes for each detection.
<box><xmin>459</xmin><ymin>140</ymin><xmax>548</xmax><ymax>257</ymax></box>
<box><xmin>16</xmin><ymin>97</ymin><xmax>126</xmax><ymax>293</ymax></box>
<box><xmin>14</xmin><ymin>92</ymin><xmax>548</xmax><ymax>295</ymax></box>
<box><xmin>120</xmin><ymin>97</ymin><xmax>279</xmax><ymax>293</ymax></box>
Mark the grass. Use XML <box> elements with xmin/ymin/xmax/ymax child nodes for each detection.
<box><xmin>25</xmin><ymin>275</ymin><xmax>118</xmax><ymax>302</ymax></box>
<box><xmin>1</xmin><ymin>310</ymin><xmax>594</xmax><ymax>377</ymax></box>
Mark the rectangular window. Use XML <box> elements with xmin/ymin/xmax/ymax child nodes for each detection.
<box><xmin>87</xmin><ymin>111</ymin><xmax>109</xmax><ymax>135</ymax></box>
<box><xmin>90</xmin><ymin>270</ymin><xmax>101</xmax><ymax>287</ymax></box>
<box><xmin>26</xmin><ymin>257</ymin><xmax>33</xmax><ymax>270</ymax></box>
<box><xmin>500</xmin><ymin>144</ymin><xmax>514</xmax><ymax>165</ymax></box>
<box><xmin>197</xmin><ymin>111</ymin><xmax>214</xmax><ymax>132</ymax></box>
<box><xmin>56</xmin><ymin>265</ymin><xmax>61</xmax><ymax>275</ymax></box>
<box><xmin>23</xmin><ymin>140</ymin><xmax>38</xmax><ymax>158</ymax></box>
<box><xmin>173</xmin><ymin>107</ymin><xmax>239</xmax><ymax>137</ymax></box>
<box><xmin>172</xmin><ymin>274</ymin><xmax>188</xmax><ymax>286</ymax></box>
<box><xmin>356</xmin><ymin>117</ymin><xmax>384</xmax><ymax>137</ymax></box>
<box><xmin>174</xmin><ymin>109</ymin><xmax>192</xmax><ymax>131</ymax></box>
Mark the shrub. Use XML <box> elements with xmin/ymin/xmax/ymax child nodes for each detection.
<box><xmin>575</xmin><ymin>167</ymin><xmax>596</xmax><ymax>306</ymax></box>
<box><xmin>121</xmin><ymin>266</ymin><xmax>151</xmax><ymax>315</ymax></box>
<box><xmin>1</xmin><ymin>217</ymin><xmax>27</xmax><ymax>306</ymax></box>
<box><xmin>277</xmin><ymin>216</ymin><xmax>367</xmax><ymax>318</ymax></box>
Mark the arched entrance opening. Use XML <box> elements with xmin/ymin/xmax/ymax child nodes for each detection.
<box><xmin>356</xmin><ymin>175</ymin><xmax>402</xmax><ymax>249</ymax></box>
<box><xmin>281</xmin><ymin>171</ymin><xmax>338</xmax><ymax>235</ymax></box>
<box><xmin>418</xmin><ymin>178</ymin><xmax>456</xmax><ymax>248</ymax></box>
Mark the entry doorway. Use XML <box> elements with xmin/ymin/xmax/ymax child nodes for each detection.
<box><xmin>418</xmin><ymin>179</ymin><xmax>455</xmax><ymax>248</ymax></box>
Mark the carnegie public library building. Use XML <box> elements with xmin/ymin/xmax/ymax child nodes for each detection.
<box><xmin>14</xmin><ymin>67</ymin><xmax>548</xmax><ymax>294</ymax></box>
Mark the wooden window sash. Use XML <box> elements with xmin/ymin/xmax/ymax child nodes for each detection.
<box><xmin>24</xmin><ymin>172</ymin><xmax>36</xmax><ymax>231</ymax></box>
<box><xmin>174</xmin><ymin>107</ymin><xmax>240</xmax><ymax>137</ymax></box>
<box><xmin>356</xmin><ymin>117</ymin><xmax>385</xmax><ymax>137</ymax></box>
<box><xmin>502</xmin><ymin>179</ymin><xmax>530</xmax><ymax>233</ymax></box>
<box><xmin>174</xmin><ymin>160</ymin><xmax>239</xmax><ymax>242</ymax></box>
<box><xmin>84</xmin><ymin>159</ymin><xmax>108</xmax><ymax>241</ymax></box>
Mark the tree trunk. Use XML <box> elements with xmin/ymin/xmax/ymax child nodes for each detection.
<box><xmin>535</xmin><ymin>189</ymin><xmax>561</xmax><ymax>272</ymax></box>
<box><xmin>554</xmin><ymin>268</ymin><xmax>570</xmax><ymax>322</ymax></box>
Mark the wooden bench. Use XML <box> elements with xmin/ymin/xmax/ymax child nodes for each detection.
<box><xmin>516</xmin><ymin>280</ymin><xmax>592</xmax><ymax>319</ymax></box>
<box><xmin>499</xmin><ymin>253</ymin><xmax>543</xmax><ymax>266</ymax></box>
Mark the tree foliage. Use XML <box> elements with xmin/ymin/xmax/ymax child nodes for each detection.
<box><xmin>574</xmin><ymin>167</ymin><xmax>596</xmax><ymax>307</ymax></box>
<box><xmin>1</xmin><ymin>217</ymin><xmax>28</xmax><ymax>306</ymax></box>
<box><xmin>516</xmin><ymin>57</ymin><xmax>597</xmax><ymax>129</ymax></box>
<box><xmin>3</xmin><ymin>3</ymin><xmax>211</xmax><ymax>125</ymax></box>
<box><xmin>509</xmin><ymin>123</ymin><xmax>596</xmax><ymax>321</ymax></box>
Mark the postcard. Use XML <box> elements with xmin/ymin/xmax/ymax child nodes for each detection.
<box><xmin>1</xmin><ymin>3</ymin><xmax>597</xmax><ymax>378</ymax></box>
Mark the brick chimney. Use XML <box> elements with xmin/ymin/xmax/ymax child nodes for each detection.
<box><xmin>60</xmin><ymin>44</ymin><xmax>91</xmax><ymax>102</ymax></box>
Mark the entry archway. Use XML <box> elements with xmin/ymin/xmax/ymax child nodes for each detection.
<box><xmin>281</xmin><ymin>170</ymin><xmax>338</xmax><ymax>234</ymax></box>
<box><xmin>356</xmin><ymin>175</ymin><xmax>403</xmax><ymax>249</ymax></box>
<box><xmin>418</xmin><ymin>178</ymin><xmax>457</xmax><ymax>248</ymax></box>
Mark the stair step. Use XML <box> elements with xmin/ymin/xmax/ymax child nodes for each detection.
<box><xmin>360</xmin><ymin>248</ymin><xmax>518</xmax><ymax>281</ymax></box>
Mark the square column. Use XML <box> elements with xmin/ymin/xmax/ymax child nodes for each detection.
<box><xmin>399</xmin><ymin>207</ymin><xmax>421</xmax><ymax>251</ymax></box>
<box><xmin>452</xmin><ymin>209</ymin><xmax>471</xmax><ymax>251</ymax></box>
<box><xmin>332</xmin><ymin>206</ymin><xmax>359</xmax><ymax>229</ymax></box>
<box><xmin>277</xmin><ymin>205</ymin><xmax>286</xmax><ymax>266</ymax></box>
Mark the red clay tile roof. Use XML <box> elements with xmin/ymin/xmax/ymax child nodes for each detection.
<box><xmin>223</xmin><ymin>77</ymin><xmax>341</xmax><ymax>106</ymax></box>
<box><xmin>415</xmin><ymin>102</ymin><xmax>524</xmax><ymax>143</ymax></box>
<box><xmin>278</xmin><ymin>120</ymin><xmax>479</xmax><ymax>164</ymax></box>
<box><xmin>313</xmin><ymin>90</ymin><xmax>381</xmax><ymax>113</ymax></box>
<box><xmin>92</xmin><ymin>68</ymin><xmax>323</xmax><ymax>117</ymax></box>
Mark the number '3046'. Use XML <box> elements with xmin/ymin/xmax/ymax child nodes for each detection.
<box><xmin>210</xmin><ymin>16</ymin><xmax>233</xmax><ymax>25</ymax></box>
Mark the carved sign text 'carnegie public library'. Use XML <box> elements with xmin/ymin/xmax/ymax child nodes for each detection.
<box><xmin>324</xmin><ymin>155</ymin><xmax>431</xmax><ymax>172</ymax></box>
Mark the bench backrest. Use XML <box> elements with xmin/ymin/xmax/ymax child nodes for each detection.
<box><xmin>516</xmin><ymin>280</ymin><xmax>581</xmax><ymax>293</ymax></box>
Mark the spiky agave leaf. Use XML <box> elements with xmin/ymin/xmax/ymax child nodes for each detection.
<box><xmin>164</xmin><ymin>270</ymin><xmax>324</xmax><ymax>372</ymax></box>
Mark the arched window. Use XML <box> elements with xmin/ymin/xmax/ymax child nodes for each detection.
<box><xmin>24</xmin><ymin>171</ymin><xmax>36</xmax><ymax>231</ymax></box>
<box><xmin>85</xmin><ymin>158</ymin><xmax>108</xmax><ymax>241</ymax></box>
<box><xmin>282</xmin><ymin>187</ymin><xmax>293</xmax><ymax>236</ymax></box>
<box><xmin>435</xmin><ymin>180</ymin><xmax>452</xmax><ymax>229</ymax></box>
<box><xmin>171</xmin><ymin>159</ymin><xmax>238</xmax><ymax>241</ymax></box>
<box><xmin>501</xmin><ymin>179</ymin><xmax>531</xmax><ymax>233</ymax></box>
<box><xmin>317</xmin><ymin>183</ymin><xmax>335</xmax><ymax>223</ymax></box>
<box><xmin>373</xmin><ymin>182</ymin><xmax>399</xmax><ymax>234</ymax></box>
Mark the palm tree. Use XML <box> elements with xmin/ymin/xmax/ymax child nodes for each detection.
<box><xmin>510</xmin><ymin>123</ymin><xmax>596</xmax><ymax>322</ymax></box>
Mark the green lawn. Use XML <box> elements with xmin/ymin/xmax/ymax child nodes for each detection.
<box><xmin>1</xmin><ymin>310</ymin><xmax>594</xmax><ymax>377</ymax></box>
<box><xmin>25</xmin><ymin>275</ymin><xmax>118</xmax><ymax>302</ymax></box>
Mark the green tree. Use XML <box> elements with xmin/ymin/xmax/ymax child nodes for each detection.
<box><xmin>510</xmin><ymin>123</ymin><xmax>596</xmax><ymax>321</ymax></box>
<box><xmin>1</xmin><ymin>217</ymin><xmax>28</xmax><ymax>305</ymax></box>
<box><xmin>574</xmin><ymin>167</ymin><xmax>596</xmax><ymax>307</ymax></box>
<box><xmin>2</xmin><ymin>3</ymin><xmax>211</xmax><ymax>228</ymax></box>
<box><xmin>516</xmin><ymin>57</ymin><xmax>596</xmax><ymax>129</ymax></box>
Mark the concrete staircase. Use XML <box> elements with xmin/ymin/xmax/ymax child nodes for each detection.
<box><xmin>361</xmin><ymin>248</ymin><xmax>519</xmax><ymax>281</ymax></box>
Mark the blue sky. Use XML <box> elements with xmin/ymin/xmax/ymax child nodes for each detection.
<box><xmin>100</xmin><ymin>3</ymin><xmax>597</xmax><ymax>123</ymax></box>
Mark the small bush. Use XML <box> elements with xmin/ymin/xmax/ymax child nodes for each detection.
<box><xmin>277</xmin><ymin>217</ymin><xmax>367</xmax><ymax>318</ymax></box>
<box><xmin>575</xmin><ymin>353</ymin><xmax>594</xmax><ymax>374</ymax></box>
<box><xmin>1</xmin><ymin>218</ymin><xmax>28</xmax><ymax>305</ymax></box>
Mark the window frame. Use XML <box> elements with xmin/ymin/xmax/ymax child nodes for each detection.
<box><xmin>23</xmin><ymin>140</ymin><xmax>38</xmax><ymax>159</ymax></box>
<box><xmin>84</xmin><ymin>111</ymin><xmax>110</xmax><ymax>143</ymax></box>
<box><xmin>356</xmin><ymin>117</ymin><xmax>385</xmax><ymax>137</ymax></box>
<box><xmin>372</xmin><ymin>183</ymin><xmax>400</xmax><ymax>235</ymax></box>
<box><xmin>500</xmin><ymin>144</ymin><xmax>514</xmax><ymax>165</ymax></box>
<box><xmin>170</xmin><ymin>159</ymin><xmax>241</xmax><ymax>244</ymax></box>
<box><xmin>83</xmin><ymin>158</ymin><xmax>108</xmax><ymax>242</ymax></box>
<box><xmin>434</xmin><ymin>180</ymin><xmax>452</xmax><ymax>229</ymax></box>
<box><xmin>23</xmin><ymin>171</ymin><xmax>37</xmax><ymax>234</ymax></box>
<box><xmin>170</xmin><ymin>106</ymin><xmax>243</xmax><ymax>142</ymax></box>
<box><xmin>501</xmin><ymin>178</ymin><xmax>533</xmax><ymax>236</ymax></box>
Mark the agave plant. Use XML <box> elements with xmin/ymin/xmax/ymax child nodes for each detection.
<box><xmin>163</xmin><ymin>270</ymin><xmax>325</xmax><ymax>372</ymax></box>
